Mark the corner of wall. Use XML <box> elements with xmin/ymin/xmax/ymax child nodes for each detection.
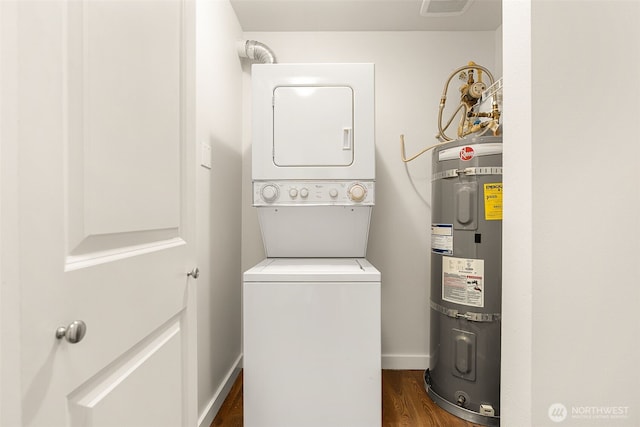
<box><xmin>501</xmin><ymin>1</ymin><xmax>532</xmax><ymax>425</ymax></box>
<box><xmin>494</xmin><ymin>24</ymin><xmax>503</xmax><ymax>77</ymax></box>
<box><xmin>197</xmin><ymin>355</ymin><xmax>243</xmax><ymax>427</ymax></box>
<box><xmin>195</xmin><ymin>0</ymin><xmax>245</xmax><ymax>423</ymax></box>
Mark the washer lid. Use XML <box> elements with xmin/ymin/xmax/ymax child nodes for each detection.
<box><xmin>243</xmin><ymin>258</ymin><xmax>380</xmax><ymax>282</ymax></box>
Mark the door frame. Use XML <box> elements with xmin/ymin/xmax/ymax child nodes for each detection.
<box><xmin>180</xmin><ymin>0</ymin><xmax>198</xmax><ymax>423</ymax></box>
<box><xmin>1</xmin><ymin>0</ymin><xmax>22</xmax><ymax>425</ymax></box>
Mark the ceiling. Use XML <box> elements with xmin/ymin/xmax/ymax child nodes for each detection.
<box><xmin>230</xmin><ymin>0</ymin><xmax>502</xmax><ymax>32</ymax></box>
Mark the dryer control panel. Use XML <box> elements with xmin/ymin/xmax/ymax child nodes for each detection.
<box><xmin>253</xmin><ymin>180</ymin><xmax>374</xmax><ymax>206</ymax></box>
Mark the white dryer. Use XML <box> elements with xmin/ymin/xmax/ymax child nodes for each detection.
<box><xmin>243</xmin><ymin>258</ymin><xmax>381</xmax><ymax>427</ymax></box>
<box><xmin>251</xmin><ymin>63</ymin><xmax>375</xmax><ymax>257</ymax></box>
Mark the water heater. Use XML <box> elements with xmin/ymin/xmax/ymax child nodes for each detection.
<box><xmin>399</xmin><ymin>60</ymin><xmax>502</xmax><ymax>426</ymax></box>
<box><xmin>425</xmin><ymin>134</ymin><xmax>502</xmax><ymax>426</ymax></box>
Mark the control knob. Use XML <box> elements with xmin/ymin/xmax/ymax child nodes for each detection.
<box><xmin>329</xmin><ymin>188</ymin><xmax>339</xmax><ymax>198</ymax></box>
<box><xmin>300</xmin><ymin>188</ymin><xmax>309</xmax><ymax>198</ymax></box>
<box><xmin>260</xmin><ymin>184</ymin><xmax>279</xmax><ymax>203</ymax></box>
<box><xmin>289</xmin><ymin>188</ymin><xmax>298</xmax><ymax>198</ymax></box>
<box><xmin>348</xmin><ymin>183</ymin><xmax>367</xmax><ymax>202</ymax></box>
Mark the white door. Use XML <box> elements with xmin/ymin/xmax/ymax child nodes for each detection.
<box><xmin>1</xmin><ymin>1</ymin><xmax>197</xmax><ymax>426</ymax></box>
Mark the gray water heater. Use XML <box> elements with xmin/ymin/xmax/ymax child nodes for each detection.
<box><xmin>425</xmin><ymin>134</ymin><xmax>502</xmax><ymax>426</ymax></box>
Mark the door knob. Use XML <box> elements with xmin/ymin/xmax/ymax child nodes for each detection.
<box><xmin>187</xmin><ymin>267</ymin><xmax>200</xmax><ymax>279</ymax></box>
<box><xmin>56</xmin><ymin>320</ymin><xmax>87</xmax><ymax>344</ymax></box>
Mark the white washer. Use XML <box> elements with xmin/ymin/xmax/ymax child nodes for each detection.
<box><xmin>243</xmin><ymin>258</ymin><xmax>381</xmax><ymax>427</ymax></box>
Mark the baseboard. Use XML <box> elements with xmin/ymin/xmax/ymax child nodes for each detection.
<box><xmin>382</xmin><ymin>353</ymin><xmax>430</xmax><ymax>370</ymax></box>
<box><xmin>198</xmin><ymin>354</ymin><xmax>243</xmax><ymax>427</ymax></box>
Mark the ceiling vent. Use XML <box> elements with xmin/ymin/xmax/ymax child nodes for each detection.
<box><xmin>420</xmin><ymin>0</ymin><xmax>474</xmax><ymax>17</ymax></box>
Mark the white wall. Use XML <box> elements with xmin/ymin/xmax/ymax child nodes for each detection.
<box><xmin>531</xmin><ymin>1</ymin><xmax>639</xmax><ymax>425</ymax></box>
<box><xmin>240</xmin><ymin>31</ymin><xmax>499</xmax><ymax>368</ymax></box>
<box><xmin>503</xmin><ymin>1</ymin><xmax>640</xmax><ymax>426</ymax></box>
<box><xmin>195</xmin><ymin>1</ymin><xmax>244</xmax><ymax>425</ymax></box>
<box><xmin>494</xmin><ymin>24</ymin><xmax>502</xmax><ymax>77</ymax></box>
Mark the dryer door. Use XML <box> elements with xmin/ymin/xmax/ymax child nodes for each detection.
<box><xmin>273</xmin><ymin>86</ymin><xmax>354</xmax><ymax>167</ymax></box>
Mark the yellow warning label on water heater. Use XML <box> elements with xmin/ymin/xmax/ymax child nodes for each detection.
<box><xmin>484</xmin><ymin>183</ymin><xmax>503</xmax><ymax>221</ymax></box>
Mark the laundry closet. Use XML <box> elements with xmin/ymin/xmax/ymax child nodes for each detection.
<box><xmin>3</xmin><ymin>2</ymin><xmax>639</xmax><ymax>427</ymax></box>
<box><xmin>196</xmin><ymin>2</ymin><xmax>639</xmax><ymax>427</ymax></box>
<box><xmin>194</xmin><ymin>1</ymin><xmax>505</xmax><ymax>426</ymax></box>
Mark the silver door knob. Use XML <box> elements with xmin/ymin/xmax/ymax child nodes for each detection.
<box><xmin>56</xmin><ymin>320</ymin><xmax>87</xmax><ymax>344</ymax></box>
<box><xmin>187</xmin><ymin>267</ymin><xmax>199</xmax><ymax>279</ymax></box>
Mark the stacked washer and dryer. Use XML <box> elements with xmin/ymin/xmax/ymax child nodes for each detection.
<box><xmin>243</xmin><ymin>64</ymin><xmax>381</xmax><ymax>427</ymax></box>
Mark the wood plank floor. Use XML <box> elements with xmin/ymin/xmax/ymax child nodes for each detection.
<box><xmin>211</xmin><ymin>370</ymin><xmax>484</xmax><ymax>427</ymax></box>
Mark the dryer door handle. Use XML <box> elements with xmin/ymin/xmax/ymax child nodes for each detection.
<box><xmin>343</xmin><ymin>128</ymin><xmax>352</xmax><ymax>150</ymax></box>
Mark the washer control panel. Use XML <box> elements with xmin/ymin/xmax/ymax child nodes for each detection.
<box><xmin>253</xmin><ymin>180</ymin><xmax>374</xmax><ymax>206</ymax></box>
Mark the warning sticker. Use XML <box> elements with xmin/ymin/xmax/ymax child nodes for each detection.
<box><xmin>484</xmin><ymin>183</ymin><xmax>503</xmax><ymax>221</ymax></box>
<box><xmin>431</xmin><ymin>224</ymin><xmax>453</xmax><ymax>255</ymax></box>
<box><xmin>442</xmin><ymin>256</ymin><xmax>484</xmax><ymax>308</ymax></box>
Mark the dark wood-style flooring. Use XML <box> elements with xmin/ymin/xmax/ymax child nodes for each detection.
<box><xmin>211</xmin><ymin>370</ymin><xmax>483</xmax><ymax>427</ymax></box>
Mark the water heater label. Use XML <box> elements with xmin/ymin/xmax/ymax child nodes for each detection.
<box><xmin>484</xmin><ymin>183</ymin><xmax>503</xmax><ymax>220</ymax></box>
<box><xmin>442</xmin><ymin>257</ymin><xmax>484</xmax><ymax>308</ymax></box>
<box><xmin>431</xmin><ymin>224</ymin><xmax>453</xmax><ymax>255</ymax></box>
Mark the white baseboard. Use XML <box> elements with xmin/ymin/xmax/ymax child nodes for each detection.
<box><xmin>382</xmin><ymin>353</ymin><xmax>430</xmax><ymax>370</ymax></box>
<box><xmin>198</xmin><ymin>354</ymin><xmax>243</xmax><ymax>427</ymax></box>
